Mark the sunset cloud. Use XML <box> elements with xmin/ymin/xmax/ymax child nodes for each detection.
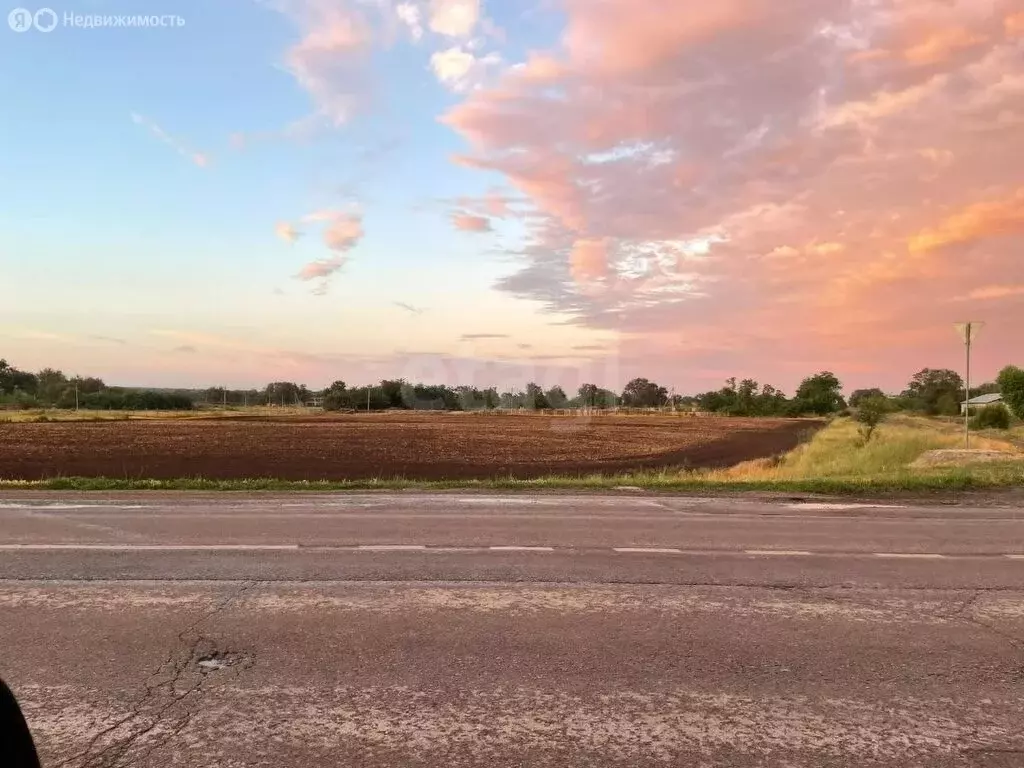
<box><xmin>275</xmin><ymin>221</ymin><xmax>302</xmax><ymax>243</ymax></box>
<box><xmin>955</xmin><ymin>285</ymin><xmax>1024</xmax><ymax>302</ymax></box>
<box><xmin>430</xmin><ymin>46</ymin><xmax>501</xmax><ymax>91</ymax></box>
<box><xmin>130</xmin><ymin>112</ymin><xmax>209</xmax><ymax>167</ymax></box>
<box><xmin>441</xmin><ymin>0</ymin><xmax>1024</xmax><ymax>377</ymax></box>
<box><xmin>1007</xmin><ymin>12</ymin><xmax>1024</xmax><ymax>36</ymax></box>
<box><xmin>429</xmin><ymin>0</ymin><xmax>479</xmax><ymax>38</ymax></box>
<box><xmin>395</xmin><ymin>2</ymin><xmax>423</xmax><ymax>40</ymax></box>
<box><xmin>569</xmin><ymin>238</ymin><xmax>610</xmax><ymax>282</ymax></box>
<box><xmin>273</xmin><ymin>2</ymin><xmax>373</xmax><ymax>127</ymax></box>
<box><xmin>908</xmin><ymin>190</ymin><xmax>1024</xmax><ymax>254</ymax></box>
<box><xmin>287</xmin><ymin>209</ymin><xmax>366</xmax><ymax>291</ymax></box>
<box><xmin>451</xmin><ymin>212</ymin><xmax>492</xmax><ymax>232</ymax></box>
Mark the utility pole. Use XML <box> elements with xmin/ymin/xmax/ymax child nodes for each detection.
<box><xmin>75</xmin><ymin>381</ymin><xmax>79</xmax><ymax>412</ymax></box>
<box><xmin>366</xmin><ymin>388</ymin><xmax>371</xmax><ymax>413</ymax></box>
<box><xmin>955</xmin><ymin>322</ymin><xmax>984</xmax><ymax>449</ymax></box>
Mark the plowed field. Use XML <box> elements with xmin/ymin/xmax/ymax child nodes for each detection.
<box><xmin>0</xmin><ymin>413</ymin><xmax>820</xmax><ymax>481</ymax></box>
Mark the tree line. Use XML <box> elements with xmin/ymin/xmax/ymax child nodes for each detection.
<box><xmin>0</xmin><ymin>361</ymin><xmax>193</xmax><ymax>410</ymax></box>
<box><xmin>3</xmin><ymin>357</ymin><xmax>1022</xmax><ymax>420</ymax></box>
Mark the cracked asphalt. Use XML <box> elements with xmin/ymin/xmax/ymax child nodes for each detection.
<box><xmin>1</xmin><ymin>492</ymin><xmax>1023</xmax><ymax>767</ymax></box>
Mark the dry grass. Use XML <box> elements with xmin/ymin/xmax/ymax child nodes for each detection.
<box><xmin>706</xmin><ymin>415</ymin><xmax>1020</xmax><ymax>482</ymax></box>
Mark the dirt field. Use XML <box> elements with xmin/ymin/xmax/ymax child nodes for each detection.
<box><xmin>0</xmin><ymin>413</ymin><xmax>821</xmax><ymax>481</ymax></box>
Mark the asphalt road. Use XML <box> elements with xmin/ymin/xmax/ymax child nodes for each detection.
<box><xmin>1</xmin><ymin>492</ymin><xmax>1022</xmax><ymax>767</ymax></box>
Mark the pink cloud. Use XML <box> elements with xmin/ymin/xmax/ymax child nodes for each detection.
<box><xmin>321</xmin><ymin>213</ymin><xmax>364</xmax><ymax>252</ymax></box>
<box><xmin>956</xmin><ymin>285</ymin><xmax>1024</xmax><ymax>302</ymax></box>
<box><xmin>1008</xmin><ymin>12</ymin><xmax>1024</xmax><ymax>36</ymax></box>
<box><xmin>297</xmin><ymin>256</ymin><xmax>346</xmax><ymax>281</ymax></box>
<box><xmin>451</xmin><ymin>212</ymin><xmax>492</xmax><ymax>232</ymax></box>
<box><xmin>272</xmin><ymin>2</ymin><xmax>373</xmax><ymax>129</ymax></box>
<box><xmin>570</xmin><ymin>238</ymin><xmax>609</xmax><ymax>282</ymax></box>
<box><xmin>908</xmin><ymin>189</ymin><xmax>1024</xmax><ymax>254</ymax></box>
<box><xmin>275</xmin><ymin>221</ymin><xmax>302</xmax><ymax>243</ymax></box>
<box><xmin>439</xmin><ymin>0</ymin><xmax>1024</xmax><ymax>390</ymax></box>
<box><xmin>429</xmin><ymin>0</ymin><xmax>479</xmax><ymax>38</ymax></box>
<box><xmin>285</xmin><ymin>210</ymin><xmax>365</xmax><ymax>291</ymax></box>
<box><xmin>130</xmin><ymin>112</ymin><xmax>209</xmax><ymax>168</ymax></box>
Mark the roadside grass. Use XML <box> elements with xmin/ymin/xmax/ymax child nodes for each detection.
<box><xmin>709</xmin><ymin>415</ymin><xmax>1017</xmax><ymax>481</ymax></box>
<box><xmin>2</xmin><ymin>415</ymin><xmax>1022</xmax><ymax>493</ymax></box>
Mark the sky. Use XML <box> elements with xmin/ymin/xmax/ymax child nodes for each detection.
<box><xmin>1</xmin><ymin>0</ymin><xmax>1022</xmax><ymax>395</ymax></box>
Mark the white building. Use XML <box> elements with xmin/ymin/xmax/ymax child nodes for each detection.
<box><xmin>960</xmin><ymin>393</ymin><xmax>1003</xmax><ymax>414</ymax></box>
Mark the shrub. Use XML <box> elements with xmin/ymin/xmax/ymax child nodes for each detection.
<box><xmin>970</xmin><ymin>404</ymin><xmax>1010</xmax><ymax>430</ymax></box>
<box><xmin>997</xmin><ymin>366</ymin><xmax>1024</xmax><ymax>420</ymax></box>
<box><xmin>852</xmin><ymin>395</ymin><xmax>889</xmax><ymax>444</ymax></box>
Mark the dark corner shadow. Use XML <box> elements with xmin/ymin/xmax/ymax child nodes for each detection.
<box><xmin>0</xmin><ymin>678</ymin><xmax>41</xmax><ymax>768</ymax></box>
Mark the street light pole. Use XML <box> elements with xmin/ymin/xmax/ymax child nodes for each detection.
<box><xmin>965</xmin><ymin>326</ymin><xmax>972</xmax><ymax>449</ymax></box>
<box><xmin>955</xmin><ymin>322</ymin><xmax>984</xmax><ymax>449</ymax></box>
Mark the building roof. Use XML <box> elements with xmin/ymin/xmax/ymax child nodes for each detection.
<box><xmin>962</xmin><ymin>393</ymin><xmax>1003</xmax><ymax>405</ymax></box>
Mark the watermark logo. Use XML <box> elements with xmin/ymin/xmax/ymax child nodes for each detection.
<box><xmin>8</xmin><ymin>8</ymin><xmax>184</xmax><ymax>31</ymax></box>
<box><xmin>8</xmin><ymin>7</ymin><xmax>55</xmax><ymax>32</ymax></box>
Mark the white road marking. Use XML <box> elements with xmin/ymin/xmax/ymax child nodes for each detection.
<box><xmin>744</xmin><ymin>550</ymin><xmax>814</xmax><ymax>556</ymax></box>
<box><xmin>0</xmin><ymin>543</ymin><xmax>1011</xmax><ymax>559</ymax></box>
<box><xmin>0</xmin><ymin>544</ymin><xmax>299</xmax><ymax>551</ymax></box>
<box><xmin>0</xmin><ymin>503</ymin><xmax>154</xmax><ymax>510</ymax></box>
<box><xmin>785</xmin><ymin>503</ymin><xmax>907</xmax><ymax>511</ymax></box>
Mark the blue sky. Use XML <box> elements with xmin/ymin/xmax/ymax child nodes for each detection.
<box><xmin>2</xmin><ymin>0</ymin><xmax>1021</xmax><ymax>392</ymax></box>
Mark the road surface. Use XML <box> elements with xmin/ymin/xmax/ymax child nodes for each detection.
<box><xmin>0</xmin><ymin>492</ymin><xmax>1022</xmax><ymax>767</ymax></box>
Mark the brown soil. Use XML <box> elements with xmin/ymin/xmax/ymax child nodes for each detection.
<box><xmin>0</xmin><ymin>413</ymin><xmax>822</xmax><ymax>481</ymax></box>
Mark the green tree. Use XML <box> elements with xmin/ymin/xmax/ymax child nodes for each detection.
<box><xmin>36</xmin><ymin>368</ymin><xmax>68</xmax><ymax>405</ymax></box>
<box><xmin>265</xmin><ymin>381</ymin><xmax>304</xmax><ymax>406</ymax></box>
<box><xmin>621</xmin><ymin>378</ymin><xmax>668</xmax><ymax>408</ymax></box>
<box><xmin>756</xmin><ymin>384</ymin><xmax>788</xmax><ymax>416</ymax></box>
<box><xmin>379</xmin><ymin>379</ymin><xmax>407</xmax><ymax>409</ymax></box>
<box><xmin>902</xmin><ymin>368</ymin><xmax>964</xmax><ymax>415</ymax></box>
<box><xmin>482</xmin><ymin>387</ymin><xmax>500</xmax><ymax>409</ymax></box>
<box><xmin>849</xmin><ymin>388</ymin><xmax>886</xmax><ymax>408</ymax></box>
<box><xmin>792</xmin><ymin>371</ymin><xmax>845</xmax><ymax>415</ymax></box>
<box><xmin>545</xmin><ymin>385</ymin><xmax>569</xmax><ymax>409</ymax></box>
<box><xmin>853</xmin><ymin>395</ymin><xmax>889</xmax><ymax>444</ymax></box>
<box><xmin>0</xmin><ymin>360</ymin><xmax>38</xmax><ymax>396</ymax></box>
<box><xmin>524</xmin><ymin>382</ymin><xmax>550</xmax><ymax>410</ymax></box>
<box><xmin>577</xmin><ymin>383</ymin><xmax>600</xmax><ymax>407</ymax></box>
<box><xmin>971</xmin><ymin>381</ymin><xmax>1001</xmax><ymax>398</ymax></box>
<box><xmin>735</xmin><ymin>379</ymin><xmax>759</xmax><ymax>415</ymax></box>
<box><xmin>997</xmin><ymin>365</ymin><xmax>1024</xmax><ymax>420</ymax></box>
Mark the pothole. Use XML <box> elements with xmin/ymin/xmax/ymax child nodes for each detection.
<box><xmin>196</xmin><ymin>650</ymin><xmax>250</xmax><ymax>673</ymax></box>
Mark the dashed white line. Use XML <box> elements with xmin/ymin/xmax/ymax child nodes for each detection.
<box><xmin>0</xmin><ymin>544</ymin><xmax>299</xmax><ymax>552</ymax></box>
<box><xmin>0</xmin><ymin>544</ymin><xmax>1015</xmax><ymax>559</ymax></box>
<box><xmin>785</xmin><ymin>503</ymin><xmax>907</xmax><ymax>511</ymax></box>
<box><xmin>613</xmin><ymin>547</ymin><xmax>684</xmax><ymax>554</ymax></box>
<box><xmin>745</xmin><ymin>550</ymin><xmax>814</xmax><ymax>556</ymax></box>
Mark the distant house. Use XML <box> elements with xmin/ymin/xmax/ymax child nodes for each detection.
<box><xmin>961</xmin><ymin>393</ymin><xmax>1003</xmax><ymax>414</ymax></box>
